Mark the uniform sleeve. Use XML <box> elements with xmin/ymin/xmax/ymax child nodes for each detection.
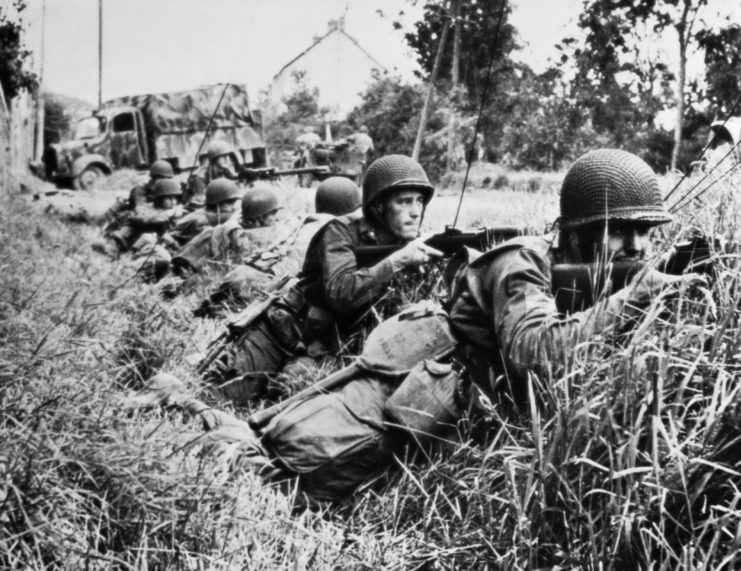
<box><xmin>487</xmin><ymin>247</ymin><xmax>629</xmax><ymax>381</ymax></box>
<box><xmin>128</xmin><ymin>205</ymin><xmax>171</xmax><ymax>233</ymax></box>
<box><xmin>320</xmin><ymin>221</ymin><xmax>395</xmax><ymax>315</ymax></box>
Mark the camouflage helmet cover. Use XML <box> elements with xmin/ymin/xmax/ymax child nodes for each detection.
<box><xmin>152</xmin><ymin>178</ymin><xmax>182</xmax><ymax>200</ymax></box>
<box><xmin>315</xmin><ymin>176</ymin><xmax>362</xmax><ymax>216</ymax></box>
<box><xmin>207</xmin><ymin>140</ymin><xmax>237</xmax><ymax>162</ymax></box>
<box><xmin>362</xmin><ymin>155</ymin><xmax>434</xmax><ymax>217</ymax></box>
<box><xmin>559</xmin><ymin>149</ymin><xmax>671</xmax><ymax>229</ymax></box>
<box><xmin>205</xmin><ymin>177</ymin><xmax>241</xmax><ymax>206</ymax></box>
<box><xmin>149</xmin><ymin>159</ymin><xmax>174</xmax><ymax>179</ymax></box>
<box><xmin>242</xmin><ymin>184</ymin><xmax>280</xmax><ymax>220</ymax></box>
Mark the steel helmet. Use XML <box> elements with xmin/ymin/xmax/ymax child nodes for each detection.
<box><xmin>315</xmin><ymin>177</ymin><xmax>362</xmax><ymax>216</ymax></box>
<box><xmin>205</xmin><ymin>178</ymin><xmax>241</xmax><ymax>206</ymax></box>
<box><xmin>241</xmin><ymin>185</ymin><xmax>280</xmax><ymax>220</ymax></box>
<box><xmin>362</xmin><ymin>155</ymin><xmax>434</xmax><ymax>217</ymax></box>
<box><xmin>207</xmin><ymin>140</ymin><xmax>236</xmax><ymax>162</ymax></box>
<box><xmin>559</xmin><ymin>149</ymin><xmax>671</xmax><ymax>229</ymax></box>
<box><xmin>149</xmin><ymin>159</ymin><xmax>174</xmax><ymax>179</ymax></box>
<box><xmin>152</xmin><ymin>178</ymin><xmax>182</xmax><ymax>200</ymax></box>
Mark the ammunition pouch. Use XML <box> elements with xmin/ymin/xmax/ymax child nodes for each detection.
<box><xmin>385</xmin><ymin>359</ymin><xmax>463</xmax><ymax>446</ymax></box>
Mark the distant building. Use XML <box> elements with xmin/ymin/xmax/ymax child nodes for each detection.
<box><xmin>266</xmin><ymin>17</ymin><xmax>387</xmax><ymax>119</ymax></box>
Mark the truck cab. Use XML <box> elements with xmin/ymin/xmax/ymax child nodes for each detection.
<box><xmin>46</xmin><ymin>106</ymin><xmax>149</xmax><ymax>190</ymax></box>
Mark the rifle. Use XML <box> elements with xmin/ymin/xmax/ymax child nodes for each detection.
<box><xmin>196</xmin><ymin>275</ymin><xmax>294</xmax><ymax>375</ymax></box>
<box><xmin>551</xmin><ymin>233</ymin><xmax>722</xmax><ymax>314</ymax></box>
<box><xmin>238</xmin><ymin>165</ymin><xmax>331</xmax><ymax>184</ymax></box>
<box><xmin>355</xmin><ymin>225</ymin><xmax>527</xmax><ymax>267</ymax></box>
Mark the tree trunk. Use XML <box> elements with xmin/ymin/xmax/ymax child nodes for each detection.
<box><xmin>671</xmin><ymin>0</ymin><xmax>693</xmax><ymax>172</ymax></box>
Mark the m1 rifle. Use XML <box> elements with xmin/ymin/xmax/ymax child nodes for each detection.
<box><xmin>238</xmin><ymin>165</ymin><xmax>331</xmax><ymax>185</ymax></box>
<box><xmin>551</xmin><ymin>233</ymin><xmax>722</xmax><ymax>314</ymax></box>
<box><xmin>355</xmin><ymin>225</ymin><xmax>528</xmax><ymax>267</ymax></box>
<box><xmin>196</xmin><ymin>275</ymin><xmax>294</xmax><ymax>375</ymax></box>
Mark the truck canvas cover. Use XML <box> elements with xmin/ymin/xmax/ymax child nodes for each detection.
<box><xmin>104</xmin><ymin>83</ymin><xmax>264</xmax><ymax>168</ymax></box>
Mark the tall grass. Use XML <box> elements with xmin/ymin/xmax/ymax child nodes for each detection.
<box><xmin>3</xmin><ymin>167</ymin><xmax>741</xmax><ymax>568</ymax></box>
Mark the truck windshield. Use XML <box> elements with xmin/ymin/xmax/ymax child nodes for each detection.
<box><xmin>74</xmin><ymin>117</ymin><xmax>104</xmax><ymax>140</ymax></box>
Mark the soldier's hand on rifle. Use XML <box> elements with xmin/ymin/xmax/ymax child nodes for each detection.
<box><xmin>388</xmin><ymin>237</ymin><xmax>443</xmax><ymax>272</ymax></box>
<box><xmin>625</xmin><ymin>267</ymin><xmax>707</xmax><ymax>306</ymax></box>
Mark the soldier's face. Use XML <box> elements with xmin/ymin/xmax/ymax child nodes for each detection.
<box><xmin>158</xmin><ymin>196</ymin><xmax>178</xmax><ymax>210</ymax></box>
<box><xmin>214</xmin><ymin>155</ymin><xmax>234</xmax><ymax>170</ymax></box>
<box><xmin>383</xmin><ymin>190</ymin><xmax>425</xmax><ymax>240</ymax></box>
<box><xmin>214</xmin><ymin>199</ymin><xmax>239</xmax><ymax>223</ymax></box>
<box><xmin>579</xmin><ymin>222</ymin><xmax>652</xmax><ymax>262</ymax></box>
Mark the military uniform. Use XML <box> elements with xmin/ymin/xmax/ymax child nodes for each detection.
<box><xmin>208</xmin><ymin>155</ymin><xmax>435</xmax><ymax>405</ymax></box>
<box><xmin>447</xmin><ymin>237</ymin><xmax>630</xmax><ymax>399</ymax></box>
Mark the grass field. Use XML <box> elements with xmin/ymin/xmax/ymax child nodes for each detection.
<box><xmin>3</xmin><ymin>163</ymin><xmax>741</xmax><ymax>569</ymax></box>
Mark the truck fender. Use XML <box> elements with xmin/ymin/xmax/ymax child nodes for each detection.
<box><xmin>71</xmin><ymin>154</ymin><xmax>112</xmax><ymax>177</ymax></box>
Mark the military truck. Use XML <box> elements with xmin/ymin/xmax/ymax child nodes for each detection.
<box><xmin>44</xmin><ymin>84</ymin><xmax>267</xmax><ymax>190</ymax></box>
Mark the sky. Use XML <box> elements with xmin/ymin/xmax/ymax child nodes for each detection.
<box><xmin>22</xmin><ymin>0</ymin><xmax>581</xmax><ymax>105</ymax></box>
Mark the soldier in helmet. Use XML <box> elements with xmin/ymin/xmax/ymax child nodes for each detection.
<box><xmin>195</xmin><ymin>176</ymin><xmax>362</xmax><ymax>318</ymax></box>
<box><xmin>183</xmin><ymin>141</ymin><xmax>241</xmax><ymax>210</ymax></box>
<box><xmin>163</xmin><ymin>177</ymin><xmax>242</xmax><ymax>250</ymax></box>
<box><xmin>102</xmin><ymin>159</ymin><xmax>176</xmax><ymax>236</ymax></box>
<box><xmin>171</xmin><ymin>184</ymin><xmax>281</xmax><ymax>277</ymax></box>
<box><xmin>207</xmin><ymin>155</ymin><xmax>441</xmax><ymax>405</ymax></box>
<box><xmin>94</xmin><ymin>178</ymin><xmax>185</xmax><ymax>257</ymax></box>
<box><xmin>129</xmin><ymin>160</ymin><xmax>176</xmax><ymax>208</ymax></box>
<box><xmin>240</xmin><ymin>185</ymin><xmax>282</xmax><ymax>229</ymax></box>
<box><xmin>445</xmin><ymin>148</ymin><xmax>702</xmax><ymax>403</ymax></box>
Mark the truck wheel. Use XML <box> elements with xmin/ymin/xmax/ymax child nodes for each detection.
<box><xmin>73</xmin><ymin>165</ymin><xmax>106</xmax><ymax>190</ymax></box>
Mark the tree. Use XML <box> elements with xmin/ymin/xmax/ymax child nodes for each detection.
<box><xmin>43</xmin><ymin>95</ymin><xmax>70</xmax><ymax>148</ymax></box>
<box><xmin>696</xmin><ymin>24</ymin><xmax>741</xmax><ymax>116</ymax></box>
<box><xmin>404</xmin><ymin>0</ymin><xmax>519</xmax><ymax>105</ymax></box>
<box><xmin>0</xmin><ymin>0</ymin><xmax>37</xmax><ymax>105</ymax></box>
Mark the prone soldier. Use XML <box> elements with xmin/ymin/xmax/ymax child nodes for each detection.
<box><xmin>93</xmin><ymin>178</ymin><xmax>185</xmax><ymax>258</ymax></box>
<box><xmin>171</xmin><ymin>184</ymin><xmax>282</xmax><ymax>277</ymax></box>
<box><xmin>183</xmin><ymin>141</ymin><xmax>241</xmax><ymax>211</ymax></box>
<box><xmin>203</xmin><ymin>155</ymin><xmax>442</xmax><ymax>404</ymax></box>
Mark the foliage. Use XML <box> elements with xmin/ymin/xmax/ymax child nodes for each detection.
<box><xmin>43</xmin><ymin>94</ymin><xmax>70</xmax><ymax>147</ymax></box>
<box><xmin>404</xmin><ymin>0</ymin><xmax>520</xmax><ymax>105</ymax></box>
<box><xmin>0</xmin><ymin>0</ymin><xmax>37</xmax><ymax>104</ymax></box>
<box><xmin>696</xmin><ymin>24</ymin><xmax>741</xmax><ymax>115</ymax></box>
<box><xmin>8</xmin><ymin>165</ymin><xmax>741</xmax><ymax>568</ymax></box>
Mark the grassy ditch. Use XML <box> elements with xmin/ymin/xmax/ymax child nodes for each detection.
<box><xmin>2</xmin><ymin>168</ymin><xmax>741</xmax><ymax>568</ymax></box>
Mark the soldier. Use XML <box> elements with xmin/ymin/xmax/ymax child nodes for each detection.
<box><xmin>195</xmin><ymin>177</ymin><xmax>362</xmax><ymax>317</ymax></box>
<box><xmin>445</xmin><ymin>149</ymin><xmax>702</xmax><ymax>403</ymax></box>
<box><xmin>207</xmin><ymin>155</ymin><xmax>441</xmax><ymax>404</ymax></box>
<box><xmin>132</xmin><ymin>178</ymin><xmax>242</xmax><ymax>283</ymax></box>
<box><xmin>163</xmin><ymin>177</ymin><xmax>242</xmax><ymax>250</ymax></box>
<box><xmin>102</xmin><ymin>159</ymin><xmax>175</xmax><ymax>235</ymax></box>
<box><xmin>172</xmin><ymin>185</ymin><xmax>281</xmax><ymax>276</ymax></box>
<box><xmin>94</xmin><ymin>178</ymin><xmax>184</xmax><ymax>257</ymax></box>
<box><xmin>347</xmin><ymin>125</ymin><xmax>374</xmax><ymax>156</ymax></box>
<box><xmin>183</xmin><ymin>141</ymin><xmax>240</xmax><ymax>210</ymax></box>
<box><xmin>314</xmin><ymin>175</ymin><xmax>362</xmax><ymax>219</ymax></box>
<box><xmin>129</xmin><ymin>159</ymin><xmax>175</xmax><ymax>209</ymax></box>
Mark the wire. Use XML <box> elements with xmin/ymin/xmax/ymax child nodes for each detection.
<box><xmin>663</xmin><ymin>90</ymin><xmax>741</xmax><ymax>203</ymax></box>
<box><xmin>190</xmin><ymin>83</ymin><xmax>231</xmax><ymax>170</ymax></box>
<box><xmin>452</xmin><ymin>0</ymin><xmax>507</xmax><ymax>228</ymax></box>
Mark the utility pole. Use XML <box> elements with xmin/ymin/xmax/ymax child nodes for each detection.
<box><xmin>412</xmin><ymin>4</ymin><xmax>451</xmax><ymax>162</ymax></box>
<box><xmin>446</xmin><ymin>0</ymin><xmax>461</xmax><ymax>171</ymax></box>
<box><xmin>34</xmin><ymin>0</ymin><xmax>46</xmax><ymax>163</ymax></box>
<box><xmin>98</xmin><ymin>0</ymin><xmax>103</xmax><ymax>107</ymax></box>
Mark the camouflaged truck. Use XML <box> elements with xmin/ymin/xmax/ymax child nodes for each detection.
<box><xmin>45</xmin><ymin>84</ymin><xmax>267</xmax><ymax>190</ymax></box>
